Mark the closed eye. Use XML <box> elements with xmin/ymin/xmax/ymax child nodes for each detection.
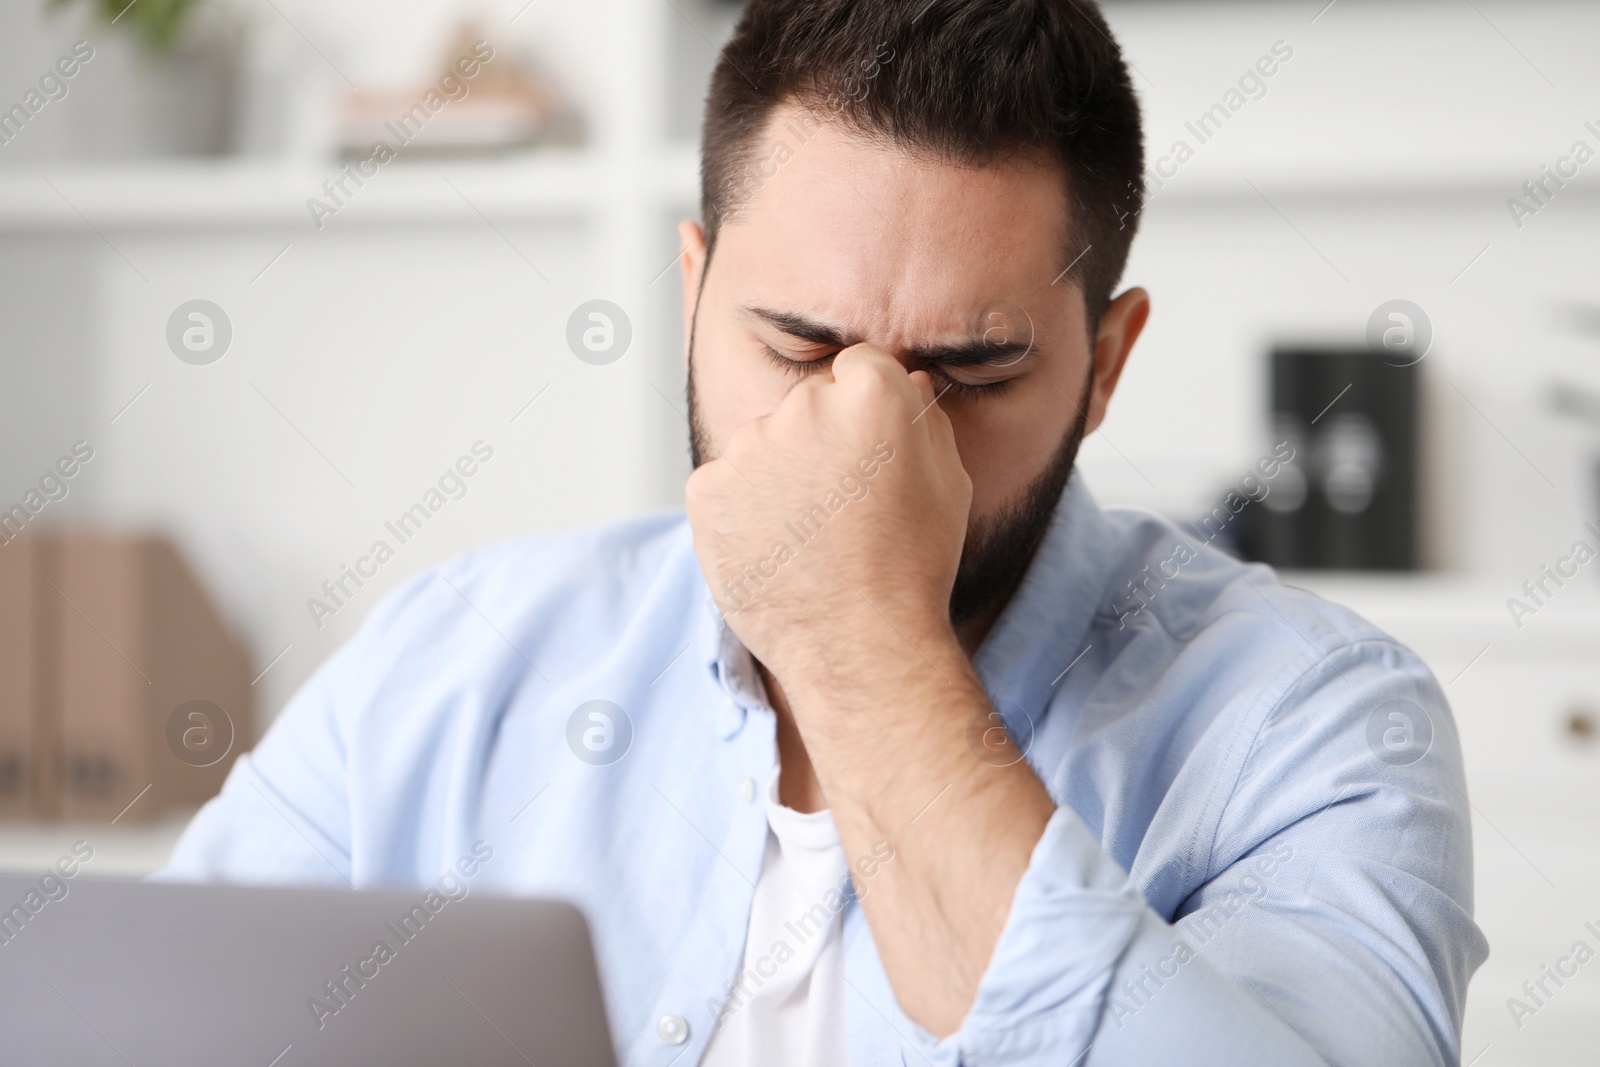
<box><xmin>927</xmin><ymin>367</ymin><xmax>1019</xmax><ymax>398</ymax></box>
<box><xmin>760</xmin><ymin>344</ymin><xmax>834</xmax><ymax>377</ymax></box>
<box><xmin>760</xmin><ymin>344</ymin><xmax>1018</xmax><ymax>398</ymax></box>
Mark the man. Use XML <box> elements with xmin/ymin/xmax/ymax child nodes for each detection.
<box><xmin>161</xmin><ymin>1</ymin><xmax>1487</xmax><ymax>1064</ymax></box>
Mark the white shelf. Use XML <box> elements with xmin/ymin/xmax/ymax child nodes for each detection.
<box><xmin>10</xmin><ymin>129</ymin><xmax>1585</xmax><ymax>238</ymax></box>
<box><xmin>0</xmin><ymin>812</ymin><xmax>194</xmax><ymax>879</ymax></box>
<box><xmin>0</xmin><ymin>147</ymin><xmax>700</xmax><ymax>231</ymax></box>
<box><xmin>1285</xmin><ymin>572</ymin><xmax>1600</xmax><ymax>661</ymax></box>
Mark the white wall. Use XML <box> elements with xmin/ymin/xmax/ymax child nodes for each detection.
<box><xmin>1083</xmin><ymin>0</ymin><xmax>1600</xmax><ymax>573</ymax></box>
<box><xmin>3</xmin><ymin>0</ymin><xmax>1598</xmax><ymax>720</ymax></box>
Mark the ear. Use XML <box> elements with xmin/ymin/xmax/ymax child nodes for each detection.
<box><xmin>1083</xmin><ymin>286</ymin><xmax>1149</xmax><ymax>436</ymax></box>
<box><xmin>678</xmin><ymin>219</ymin><xmax>708</xmax><ymax>372</ymax></box>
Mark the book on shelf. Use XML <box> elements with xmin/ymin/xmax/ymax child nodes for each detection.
<box><xmin>0</xmin><ymin>530</ymin><xmax>251</xmax><ymax>822</ymax></box>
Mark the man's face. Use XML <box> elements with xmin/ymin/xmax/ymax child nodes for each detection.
<box><xmin>681</xmin><ymin>104</ymin><xmax>1145</xmax><ymax>627</ymax></box>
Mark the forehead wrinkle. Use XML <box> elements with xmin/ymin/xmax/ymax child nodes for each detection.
<box><xmin>719</xmin><ymin>106</ymin><xmax>1075</xmax><ymax>352</ymax></box>
<box><xmin>744</xmin><ymin>121</ymin><xmax>966</xmax><ymax>308</ymax></box>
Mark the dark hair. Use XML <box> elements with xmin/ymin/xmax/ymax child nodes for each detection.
<box><xmin>701</xmin><ymin>0</ymin><xmax>1145</xmax><ymax>325</ymax></box>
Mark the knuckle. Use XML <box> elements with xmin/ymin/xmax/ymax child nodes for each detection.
<box><xmin>722</xmin><ymin>423</ymin><xmax>757</xmax><ymax>459</ymax></box>
<box><xmin>789</xmin><ymin>378</ymin><xmax>825</xmax><ymax>407</ymax></box>
<box><xmin>852</xmin><ymin>363</ymin><xmax>901</xmax><ymax>403</ymax></box>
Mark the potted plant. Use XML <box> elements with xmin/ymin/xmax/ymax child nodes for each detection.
<box><xmin>50</xmin><ymin>0</ymin><xmax>206</xmax><ymax>54</ymax></box>
<box><xmin>48</xmin><ymin>0</ymin><xmax>241</xmax><ymax>156</ymax></box>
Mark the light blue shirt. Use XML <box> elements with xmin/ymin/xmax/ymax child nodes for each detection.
<box><xmin>160</xmin><ymin>475</ymin><xmax>1487</xmax><ymax>1066</ymax></box>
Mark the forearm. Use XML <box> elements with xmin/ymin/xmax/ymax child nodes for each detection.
<box><xmin>779</xmin><ymin>631</ymin><xmax>1054</xmax><ymax>1035</ymax></box>
<box><xmin>828</xmin><ymin>797</ymin><xmax>1445</xmax><ymax>1067</ymax></box>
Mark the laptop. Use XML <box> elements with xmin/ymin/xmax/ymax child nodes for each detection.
<box><xmin>0</xmin><ymin>874</ymin><xmax>618</xmax><ymax>1067</ymax></box>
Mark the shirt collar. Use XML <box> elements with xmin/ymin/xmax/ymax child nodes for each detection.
<box><xmin>696</xmin><ymin>586</ymin><xmax>762</xmax><ymax>739</ymax></box>
<box><xmin>693</xmin><ymin>469</ymin><xmax>1117</xmax><ymax>742</ymax></box>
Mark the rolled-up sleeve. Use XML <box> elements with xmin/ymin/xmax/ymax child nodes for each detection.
<box><xmin>926</xmin><ymin>640</ymin><xmax>1487</xmax><ymax>1067</ymax></box>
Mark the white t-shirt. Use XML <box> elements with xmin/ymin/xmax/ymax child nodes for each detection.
<box><xmin>701</xmin><ymin>770</ymin><xmax>851</xmax><ymax>1066</ymax></box>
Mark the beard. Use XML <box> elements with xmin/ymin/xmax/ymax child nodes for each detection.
<box><xmin>945</xmin><ymin>387</ymin><xmax>1087</xmax><ymax>626</ymax></box>
<box><xmin>686</xmin><ymin>341</ymin><xmax>1091</xmax><ymax>629</ymax></box>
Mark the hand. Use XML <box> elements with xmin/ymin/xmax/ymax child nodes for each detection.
<box><xmin>684</xmin><ymin>344</ymin><xmax>972</xmax><ymax>689</ymax></box>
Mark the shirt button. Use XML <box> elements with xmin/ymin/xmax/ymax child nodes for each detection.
<box><xmin>737</xmin><ymin>776</ymin><xmax>757</xmax><ymax>804</ymax></box>
<box><xmin>657</xmin><ymin>1013</ymin><xmax>689</xmax><ymax>1045</ymax></box>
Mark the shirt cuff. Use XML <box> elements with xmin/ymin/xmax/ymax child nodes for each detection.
<box><xmin>936</xmin><ymin>805</ymin><xmax>1147</xmax><ymax>1065</ymax></box>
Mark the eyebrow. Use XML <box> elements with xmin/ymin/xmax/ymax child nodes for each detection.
<box><xmin>744</xmin><ymin>305</ymin><xmax>1034</xmax><ymax>368</ymax></box>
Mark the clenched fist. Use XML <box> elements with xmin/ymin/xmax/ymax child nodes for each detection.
<box><xmin>685</xmin><ymin>344</ymin><xmax>972</xmax><ymax>690</ymax></box>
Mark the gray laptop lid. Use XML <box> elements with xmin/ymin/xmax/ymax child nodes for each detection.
<box><xmin>0</xmin><ymin>875</ymin><xmax>617</xmax><ymax>1067</ymax></box>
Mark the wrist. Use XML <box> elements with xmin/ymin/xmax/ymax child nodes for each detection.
<box><xmin>775</xmin><ymin>634</ymin><xmax>979</xmax><ymax>770</ymax></box>
<box><xmin>777</xmin><ymin>611</ymin><xmax>966</xmax><ymax>707</ymax></box>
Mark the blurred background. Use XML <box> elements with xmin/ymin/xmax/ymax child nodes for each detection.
<box><xmin>0</xmin><ymin>0</ymin><xmax>1596</xmax><ymax>1061</ymax></box>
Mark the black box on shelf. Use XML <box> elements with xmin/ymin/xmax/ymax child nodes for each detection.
<box><xmin>1243</xmin><ymin>348</ymin><xmax>1420</xmax><ymax>571</ymax></box>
